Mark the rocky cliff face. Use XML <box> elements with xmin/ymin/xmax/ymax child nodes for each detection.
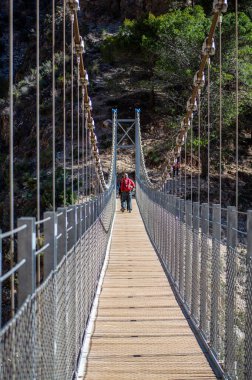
<box><xmin>82</xmin><ymin>0</ymin><xmax>176</xmax><ymax>20</ymax></box>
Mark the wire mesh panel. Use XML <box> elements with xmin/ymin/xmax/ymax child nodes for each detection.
<box><xmin>179</xmin><ymin>204</ymin><xmax>185</xmax><ymax>299</ymax></box>
<box><xmin>54</xmin><ymin>259</ymin><xmax>67</xmax><ymax>378</ymax></box>
<box><xmin>36</xmin><ymin>275</ymin><xmax>55</xmax><ymax>380</ymax></box>
<box><xmin>245</xmin><ymin>254</ymin><xmax>252</xmax><ymax>379</ymax></box>
<box><xmin>235</xmin><ymin>246</ymin><xmax>247</xmax><ymax>380</ymax></box>
<box><xmin>0</xmin><ymin>187</ymin><xmax>115</xmax><ymax>379</ymax></box>
<box><xmin>65</xmin><ymin>247</ymin><xmax>77</xmax><ymax>378</ymax></box>
<box><xmin>184</xmin><ymin>201</ymin><xmax>193</xmax><ymax>310</ymax></box>
<box><xmin>1</xmin><ymin>298</ymin><xmax>36</xmax><ymax>379</ymax></box>
<box><xmin>210</xmin><ymin>235</ymin><xmax>221</xmax><ymax>350</ymax></box>
<box><xmin>75</xmin><ymin>242</ymin><xmax>83</xmax><ymax>365</ymax></box>
<box><xmin>170</xmin><ymin>200</ymin><xmax>176</xmax><ymax>280</ymax></box>
<box><xmin>136</xmin><ymin>180</ymin><xmax>250</xmax><ymax>380</ymax></box>
<box><xmin>191</xmin><ymin>203</ymin><xmax>200</xmax><ymax>324</ymax></box>
<box><xmin>200</xmin><ymin>230</ymin><xmax>211</xmax><ymax>338</ymax></box>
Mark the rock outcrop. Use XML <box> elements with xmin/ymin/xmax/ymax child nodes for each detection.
<box><xmin>82</xmin><ymin>0</ymin><xmax>174</xmax><ymax>20</ymax></box>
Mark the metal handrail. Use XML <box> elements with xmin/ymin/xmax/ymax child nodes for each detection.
<box><xmin>35</xmin><ymin>216</ymin><xmax>52</xmax><ymax>226</ymax></box>
<box><xmin>0</xmin><ymin>224</ymin><xmax>27</xmax><ymax>239</ymax></box>
<box><xmin>35</xmin><ymin>243</ymin><xmax>50</xmax><ymax>256</ymax></box>
<box><xmin>0</xmin><ymin>259</ymin><xmax>26</xmax><ymax>283</ymax></box>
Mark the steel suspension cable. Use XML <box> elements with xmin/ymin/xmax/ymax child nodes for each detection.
<box><xmin>219</xmin><ymin>15</ymin><xmax>223</xmax><ymax>208</ymax></box>
<box><xmin>36</xmin><ymin>0</ymin><xmax>41</xmax><ymax>285</ymax></box>
<box><xmin>82</xmin><ymin>91</ymin><xmax>85</xmax><ymax>199</ymax></box>
<box><xmin>94</xmin><ymin>146</ymin><xmax>97</xmax><ymax>195</ymax></box>
<box><xmin>52</xmin><ymin>0</ymin><xmax>56</xmax><ymax>212</ymax></box>
<box><xmin>93</xmin><ymin>153</ymin><xmax>96</xmax><ymax>197</ymax></box>
<box><xmin>88</xmin><ymin>131</ymin><xmax>91</xmax><ymax>197</ymax></box>
<box><xmin>179</xmin><ymin>151</ymin><xmax>182</xmax><ymax>197</ymax></box>
<box><xmin>90</xmin><ymin>132</ymin><xmax>93</xmax><ymax>197</ymax></box>
<box><xmin>207</xmin><ymin>59</ymin><xmax>211</xmax><ymax>205</ymax></box>
<box><xmin>91</xmin><ymin>138</ymin><xmax>93</xmax><ymax>196</ymax></box>
<box><xmin>184</xmin><ymin>135</ymin><xmax>187</xmax><ymax>201</ymax></box>
<box><xmin>36</xmin><ymin>0</ymin><xmax>40</xmax><ymax>223</ymax></box>
<box><xmin>9</xmin><ymin>0</ymin><xmax>15</xmax><ymax>318</ymax></box>
<box><xmin>85</xmin><ymin>114</ymin><xmax>88</xmax><ymax>199</ymax></box>
<box><xmin>77</xmin><ymin>57</ymin><xmax>80</xmax><ymax>202</ymax></box>
<box><xmin>63</xmin><ymin>0</ymin><xmax>66</xmax><ymax>206</ymax></box>
<box><xmin>198</xmin><ymin>92</ymin><xmax>201</xmax><ymax>203</ymax></box>
<box><xmin>89</xmin><ymin>130</ymin><xmax>92</xmax><ymax>198</ymax></box>
<box><xmin>235</xmin><ymin>0</ymin><xmax>239</xmax><ymax>210</ymax></box>
<box><xmin>71</xmin><ymin>14</ymin><xmax>74</xmax><ymax>203</ymax></box>
<box><xmin>191</xmin><ymin>119</ymin><xmax>193</xmax><ymax>202</ymax></box>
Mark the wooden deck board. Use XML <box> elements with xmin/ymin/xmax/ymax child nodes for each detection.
<box><xmin>83</xmin><ymin>200</ymin><xmax>216</xmax><ymax>380</ymax></box>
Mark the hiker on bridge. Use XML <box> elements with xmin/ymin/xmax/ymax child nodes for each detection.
<box><xmin>120</xmin><ymin>173</ymin><xmax>135</xmax><ymax>213</ymax></box>
<box><xmin>173</xmin><ymin>160</ymin><xmax>180</xmax><ymax>177</ymax></box>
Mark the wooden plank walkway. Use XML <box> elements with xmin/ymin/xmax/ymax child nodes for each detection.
<box><xmin>83</xmin><ymin>200</ymin><xmax>216</xmax><ymax>380</ymax></box>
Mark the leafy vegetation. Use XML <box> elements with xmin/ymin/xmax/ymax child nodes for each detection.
<box><xmin>102</xmin><ymin>5</ymin><xmax>252</xmax><ymax>176</ymax></box>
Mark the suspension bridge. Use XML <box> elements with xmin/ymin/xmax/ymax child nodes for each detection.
<box><xmin>1</xmin><ymin>0</ymin><xmax>251</xmax><ymax>379</ymax></box>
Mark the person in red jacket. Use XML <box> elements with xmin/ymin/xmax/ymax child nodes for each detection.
<box><xmin>120</xmin><ymin>173</ymin><xmax>135</xmax><ymax>213</ymax></box>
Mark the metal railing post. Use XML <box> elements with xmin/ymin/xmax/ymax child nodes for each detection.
<box><xmin>191</xmin><ymin>202</ymin><xmax>200</xmax><ymax>323</ymax></box>
<box><xmin>171</xmin><ymin>195</ymin><xmax>176</xmax><ymax>280</ymax></box>
<box><xmin>162</xmin><ymin>193</ymin><xmax>166</xmax><ymax>261</ymax></box>
<box><xmin>163</xmin><ymin>194</ymin><xmax>168</xmax><ymax>267</ymax></box>
<box><xmin>79</xmin><ymin>204</ymin><xmax>83</xmax><ymax>239</ymax></box>
<box><xmin>76</xmin><ymin>205</ymin><xmax>81</xmax><ymax>242</ymax></box>
<box><xmin>245</xmin><ymin>210</ymin><xmax>252</xmax><ymax>379</ymax></box>
<box><xmin>210</xmin><ymin>204</ymin><xmax>221</xmax><ymax>356</ymax></box>
<box><xmin>81</xmin><ymin>204</ymin><xmax>85</xmax><ymax>235</ymax></box>
<box><xmin>225</xmin><ymin>206</ymin><xmax>237</xmax><ymax>378</ymax></box>
<box><xmin>174</xmin><ymin>197</ymin><xmax>180</xmax><ymax>285</ymax></box>
<box><xmin>43</xmin><ymin>211</ymin><xmax>58</xmax><ymax>279</ymax></box>
<box><xmin>200</xmin><ymin>203</ymin><xmax>209</xmax><ymax>337</ymax></box>
<box><xmin>17</xmin><ymin>218</ymin><xmax>36</xmax><ymax>307</ymax></box>
<box><xmin>57</xmin><ymin>208</ymin><xmax>67</xmax><ymax>263</ymax></box>
<box><xmin>94</xmin><ymin>198</ymin><xmax>98</xmax><ymax>221</ymax></box>
<box><xmin>179</xmin><ymin>199</ymin><xmax>185</xmax><ymax>298</ymax></box>
<box><xmin>85</xmin><ymin>202</ymin><xmax>90</xmax><ymax>231</ymax></box>
<box><xmin>168</xmin><ymin>194</ymin><xmax>172</xmax><ymax>274</ymax></box>
<box><xmin>67</xmin><ymin>206</ymin><xmax>77</xmax><ymax>250</ymax></box>
<box><xmin>159</xmin><ymin>193</ymin><xmax>162</xmax><ymax>252</ymax></box>
<box><xmin>184</xmin><ymin>200</ymin><xmax>192</xmax><ymax>310</ymax></box>
<box><xmin>135</xmin><ymin>109</ymin><xmax>141</xmax><ymax>179</ymax></box>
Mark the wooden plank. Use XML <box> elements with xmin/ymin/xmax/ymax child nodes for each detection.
<box><xmin>83</xmin><ymin>200</ymin><xmax>216</xmax><ymax>380</ymax></box>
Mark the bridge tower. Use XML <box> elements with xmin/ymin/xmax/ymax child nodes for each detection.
<box><xmin>114</xmin><ymin>111</ymin><xmax>140</xmax><ymax>178</ymax></box>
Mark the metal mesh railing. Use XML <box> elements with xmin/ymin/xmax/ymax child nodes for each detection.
<box><xmin>0</xmin><ymin>187</ymin><xmax>115</xmax><ymax>379</ymax></box>
<box><xmin>136</xmin><ymin>180</ymin><xmax>251</xmax><ymax>380</ymax></box>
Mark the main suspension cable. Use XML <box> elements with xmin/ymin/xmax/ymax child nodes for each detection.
<box><xmin>138</xmin><ymin>2</ymin><xmax>228</xmax><ymax>191</ymax></box>
<box><xmin>67</xmin><ymin>3</ymin><xmax>117</xmax><ymax>193</ymax></box>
